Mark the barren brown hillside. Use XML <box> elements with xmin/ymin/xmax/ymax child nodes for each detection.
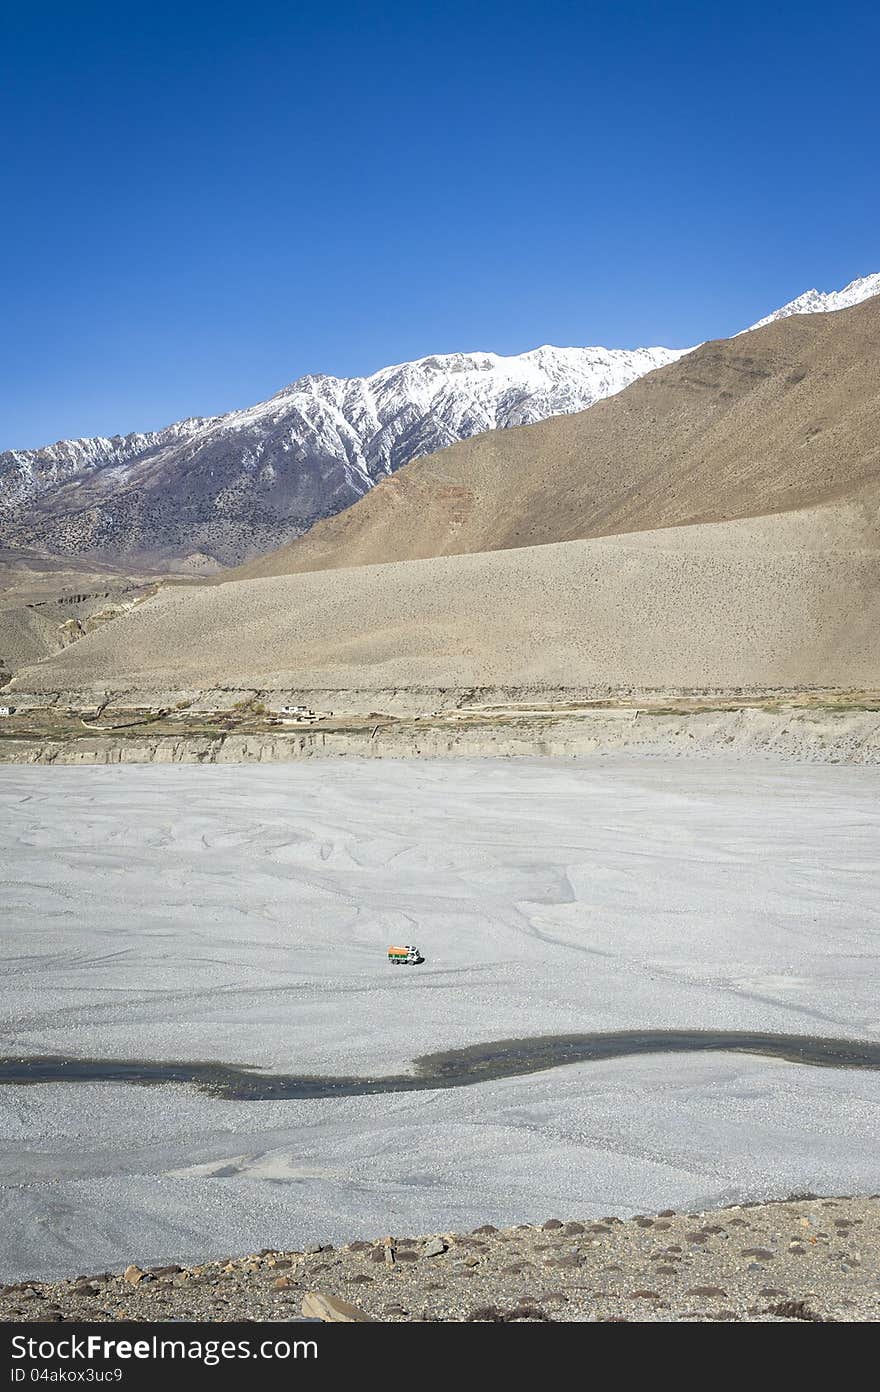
<box><xmin>10</xmin><ymin>298</ymin><xmax>880</xmax><ymax>698</ymax></box>
<box><xmin>227</xmin><ymin>296</ymin><xmax>880</xmax><ymax>581</ymax></box>
<box><xmin>11</xmin><ymin>501</ymin><xmax>880</xmax><ymax>694</ymax></box>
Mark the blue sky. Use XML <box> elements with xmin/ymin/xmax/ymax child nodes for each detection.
<box><xmin>2</xmin><ymin>0</ymin><xmax>878</xmax><ymax>450</ymax></box>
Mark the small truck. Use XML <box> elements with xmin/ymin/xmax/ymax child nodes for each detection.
<box><xmin>387</xmin><ymin>944</ymin><xmax>424</xmax><ymax>965</ymax></box>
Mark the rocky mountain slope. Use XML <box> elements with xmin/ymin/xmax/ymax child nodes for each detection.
<box><xmin>12</xmin><ymin>298</ymin><xmax>880</xmax><ymax>698</ymax></box>
<box><xmin>228</xmin><ymin>294</ymin><xmax>880</xmax><ymax>579</ymax></box>
<box><xmin>3</xmin><ymin>273</ymin><xmax>875</xmax><ymax>570</ymax></box>
<box><xmin>0</xmin><ymin>345</ymin><xmax>684</xmax><ymax>567</ymax></box>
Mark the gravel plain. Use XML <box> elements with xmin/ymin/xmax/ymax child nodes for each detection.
<box><xmin>1</xmin><ymin>758</ymin><xmax>878</xmax><ymax>1294</ymax></box>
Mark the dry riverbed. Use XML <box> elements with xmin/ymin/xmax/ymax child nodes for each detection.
<box><xmin>2</xmin><ymin>1196</ymin><xmax>877</xmax><ymax>1323</ymax></box>
<box><xmin>2</xmin><ymin>760</ymin><xmax>880</xmax><ymax>1283</ymax></box>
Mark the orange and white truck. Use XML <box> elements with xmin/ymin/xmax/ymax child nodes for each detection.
<box><xmin>387</xmin><ymin>944</ymin><xmax>424</xmax><ymax>965</ymax></box>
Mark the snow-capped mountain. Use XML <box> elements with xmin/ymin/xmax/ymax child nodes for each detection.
<box><xmin>0</xmin><ymin>344</ymin><xmax>685</xmax><ymax>565</ymax></box>
<box><xmin>746</xmin><ymin>273</ymin><xmax>880</xmax><ymax>331</ymax></box>
<box><xmin>1</xmin><ymin>272</ymin><xmax>877</xmax><ymax>568</ymax></box>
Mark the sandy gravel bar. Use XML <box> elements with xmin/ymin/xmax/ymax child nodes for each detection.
<box><xmin>2</xmin><ymin>1196</ymin><xmax>877</xmax><ymax>1323</ymax></box>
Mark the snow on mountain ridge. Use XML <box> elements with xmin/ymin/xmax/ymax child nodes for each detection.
<box><xmin>2</xmin><ymin>271</ymin><xmax>877</xmax><ymax>566</ymax></box>
<box><xmin>747</xmin><ymin>273</ymin><xmax>880</xmax><ymax>331</ymax></box>
<box><xmin>0</xmin><ymin>340</ymin><xmax>685</xmax><ymax>562</ymax></box>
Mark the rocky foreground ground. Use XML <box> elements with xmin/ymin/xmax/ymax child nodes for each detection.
<box><xmin>2</xmin><ymin>1196</ymin><xmax>878</xmax><ymax>1323</ymax></box>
